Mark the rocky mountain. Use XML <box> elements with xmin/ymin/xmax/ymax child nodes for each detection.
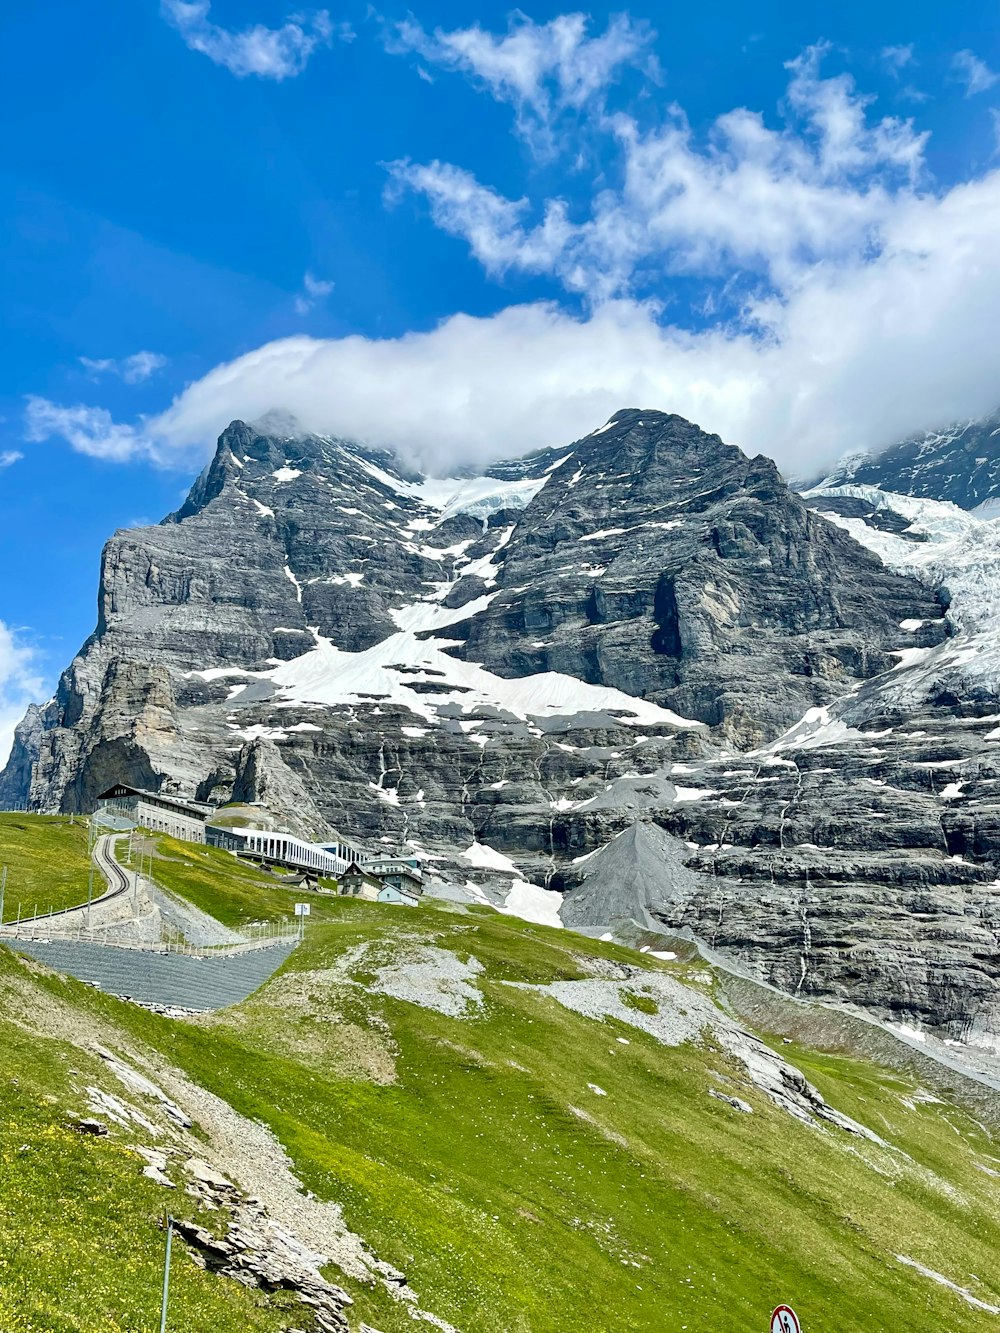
<box><xmin>5</xmin><ymin>408</ymin><xmax>1000</xmax><ymax>1064</ymax></box>
<box><xmin>809</xmin><ymin>407</ymin><xmax>1000</xmax><ymax>510</ymax></box>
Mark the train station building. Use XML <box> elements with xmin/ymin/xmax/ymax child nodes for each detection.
<box><xmin>95</xmin><ymin>784</ymin><xmax>214</xmax><ymax>843</ymax></box>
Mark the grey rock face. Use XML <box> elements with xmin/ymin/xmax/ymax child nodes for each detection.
<box><xmin>809</xmin><ymin>407</ymin><xmax>1000</xmax><ymax>510</ymax></box>
<box><xmin>230</xmin><ymin>738</ymin><xmax>329</xmax><ymax>841</ymax></box>
<box><xmin>556</xmin><ymin>700</ymin><xmax>1000</xmax><ymax>1052</ymax></box>
<box><xmin>556</xmin><ymin>478</ymin><xmax>1000</xmax><ymax>1055</ymax></box>
<box><xmin>452</xmin><ymin>410</ymin><xmax>946</xmax><ymax>746</ymax></box>
<box><xmin>0</xmin><ymin>703</ymin><xmax>44</xmax><ymax>808</ymax></box>
<box><xmin>6</xmin><ymin>408</ymin><xmax>997</xmax><ymax>1049</ymax></box>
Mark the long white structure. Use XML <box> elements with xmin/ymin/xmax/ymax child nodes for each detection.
<box><xmin>318</xmin><ymin>836</ymin><xmax>364</xmax><ymax>869</ymax></box>
<box><xmin>98</xmin><ymin>783</ymin><xmax>419</xmax><ymax>889</ymax></box>
<box><xmin>213</xmin><ymin>827</ymin><xmax>346</xmax><ymax>877</ymax></box>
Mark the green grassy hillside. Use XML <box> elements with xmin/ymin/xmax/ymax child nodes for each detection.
<box><xmin>0</xmin><ymin>813</ymin><xmax>91</xmax><ymax>920</ymax></box>
<box><xmin>1</xmin><ymin>815</ymin><xmax>998</xmax><ymax>1332</ymax></box>
<box><xmin>128</xmin><ymin>832</ymin><xmax>320</xmax><ymax>927</ymax></box>
<box><xmin>0</xmin><ymin>949</ymin><xmax>296</xmax><ymax>1333</ymax></box>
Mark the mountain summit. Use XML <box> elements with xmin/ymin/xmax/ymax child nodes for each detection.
<box><xmin>809</xmin><ymin>406</ymin><xmax>1000</xmax><ymax>511</ymax></box>
<box><xmin>3</xmin><ymin>408</ymin><xmax>939</xmax><ymax>814</ymax></box>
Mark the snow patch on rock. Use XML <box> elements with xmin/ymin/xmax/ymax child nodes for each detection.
<box><xmin>501</xmin><ymin>880</ymin><xmax>564</xmax><ymax>929</ymax></box>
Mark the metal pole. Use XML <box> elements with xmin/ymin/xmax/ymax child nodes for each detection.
<box><xmin>0</xmin><ymin>865</ymin><xmax>7</xmax><ymax>925</ymax></box>
<box><xmin>159</xmin><ymin>1214</ymin><xmax>174</xmax><ymax>1333</ymax></box>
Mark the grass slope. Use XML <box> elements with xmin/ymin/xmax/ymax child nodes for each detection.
<box><xmin>0</xmin><ymin>952</ymin><xmax>295</xmax><ymax>1333</ymax></box>
<box><xmin>129</xmin><ymin>833</ymin><xmax>336</xmax><ymax>928</ymax></box>
<box><xmin>151</xmin><ymin>906</ymin><xmax>1000</xmax><ymax>1333</ymax></box>
<box><xmin>0</xmin><ymin>813</ymin><xmax>91</xmax><ymax>920</ymax></box>
<box><xmin>1</xmin><ymin>815</ymin><xmax>997</xmax><ymax>1332</ymax></box>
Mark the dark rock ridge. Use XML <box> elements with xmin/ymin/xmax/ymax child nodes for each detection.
<box><xmin>449</xmin><ymin>410</ymin><xmax>944</xmax><ymax>745</ymax></box>
<box><xmin>9</xmin><ymin>408</ymin><xmax>1000</xmax><ymax>1052</ymax></box>
<box><xmin>809</xmin><ymin>407</ymin><xmax>1000</xmax><ymax>510</ymax></box>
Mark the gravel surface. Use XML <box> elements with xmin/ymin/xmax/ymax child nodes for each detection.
<box><xmin>369</xmin><ymin>944</ymin><xmax>485</xmax><ymax>1018</ymax></box>
<box><xmin>148</xmin><ymin>882</ymin><xmax>246</xmax><ymax>948</ymax></box>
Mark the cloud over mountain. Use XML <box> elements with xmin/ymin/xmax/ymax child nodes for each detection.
<box><xmin>23</xmin><ymin>38</ymin><xmax>1000</xmax><ymax>478</ymax></box>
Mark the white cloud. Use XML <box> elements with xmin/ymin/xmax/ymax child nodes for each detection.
<box><xmin>391</xmin><ymin>45</ymin><xmax>927</xmax><ymax>301</ymax></box>
<box><xmin>385</xmin><ymin>12</ymin><xmax>656</xmax><ymax>155</ymax></box>
<box><xmin>80</xmin><ymin>351</ymin><xmax>168</xmax><ymax>384</ymax></box>
<box><xmin>161</xmin><ymin>1</ymin><xmax>346</xmax><ymax>80</ymax></box>
<box><xmin>24</xmin><ymin>399</ymin><xmax>147</xmax><ymax>462</ymax></box>
<box><xmin>36</xmin><ymin>200</ymin><xmax>1000</xmax><ymax>477</ymax></box>
<box><xmin>0</xmin><ymin>450</ymin><xmax>22</xmax><ymax>468</ymax></box>
<box><xmin>952</xmin><ymin>50</ymin><xmax>999</xmax><ymax>97</ymax></box>
<box><xmin>881</xmin><ymin>44</ymin><xmax>914</xmax><ymax>76</ymax></box>
<box><xmin>0</xmin><ymin>622</ymin><xmax>45</xmax><ymax>770</ymax></box>
<box><xmin>23</xmin><ymin>45</ymin><xmax>1000</xmax><ymax>483</ymax></box>
<box><xmin>386</xmin><ymin>159</ymin><xmax>574</xmax><ymax>280</ymax></box>
<box><xmin>293</xmin><ymin>271</ymin><xmax>335</xmax><ymax>315</ymax></box>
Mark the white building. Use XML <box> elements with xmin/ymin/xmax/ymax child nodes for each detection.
<box><xmin>208</xmin><ymin>827</ymin><xmax>344</xmax><ymax>878</ymax></box>
<box><xmin>318</xmin><ymin>836</ymin><xmax>364</xmax><ymax>870</ymax></box>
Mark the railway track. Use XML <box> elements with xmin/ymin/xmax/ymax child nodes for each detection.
<box><xmin>11</xmin><ymin>833</ymin><xmax>131</xmax><ymax>925</ymax></box>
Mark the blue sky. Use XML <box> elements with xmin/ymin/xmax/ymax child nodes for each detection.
<box><xmin>2</xmin><ymin>0</ymin><xmax>999</xmax><ymax>757</ymax></box>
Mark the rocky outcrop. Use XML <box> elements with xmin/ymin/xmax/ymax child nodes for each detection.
<box><xmin>0</xmin><ymin>703</ymin><xmax>43</xmax><ymax>808</ymax></box>
<box><xmin>556</xmin><ymin>698</ymin><xmax>1000</xmax><ymax>1051</ymax></box>
<box><xmin>175</xmin><ymin>1205</ymin><xmax>353</xmax><ymax>1333</ymax></box>
<box><xmin>808</xmin><ymin>406</ymin><xmax>1000</xmax><ymax>510</ymax></box>
<box><xmin>230</xmin><ymin>739</ymin><xmax>330</xmax><ymax>842</ymax></box>
<box><xmin>453</xmin><ymin>410</ymin><xmax>946</xmax><ymax>746</ymax></box>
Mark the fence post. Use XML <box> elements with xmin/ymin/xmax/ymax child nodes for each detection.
<box><xmin>160</xmin><ymin>1214</ymin><xmax>174</xmax><ymax>1333</ymax></box>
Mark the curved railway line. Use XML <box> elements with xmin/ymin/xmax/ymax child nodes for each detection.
<box><xmin>9</xmin><ymin>833</ymin><xmax>131</xmax><ymax>925</ymax></box>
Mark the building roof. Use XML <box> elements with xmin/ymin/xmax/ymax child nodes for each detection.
<box><xmin>97</xmin><ymin>784</ymin><xmax>215</xmax><ymax>820</ymax></box>
<box><xmin>341</xmin><ymin>860</ymin><xmax>382</xmax><ymax>880</ymax></box>
<box><xmin>378</xmin><ymin>885</ymin><xmax>420</xmax><ymax>902</ymax></box>
<box><xmin>382</xmin><ymin>866</ymin><xmax>423</xmax><ymax>885</ymax></box>
<box><xmin>361</xmin><ymin>856</ymin><xmax>424</xmax><ymax>881</ymax></box>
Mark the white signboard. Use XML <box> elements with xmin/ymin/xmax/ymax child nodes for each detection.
<box><xmin>771</xmin><ymin>1307</ymin><xmax>801</xmax><ymax>1333</ymax></box>
<box><xmin>294</xmin><ymin>903</ymin><xmax>311</xmax><ymax>917</ymax></box>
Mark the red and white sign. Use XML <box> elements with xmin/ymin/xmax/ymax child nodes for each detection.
<box><xmin>771</xmin><ymin>1307</ymin><xmax>801</xmax><ymax>1333</ymax></box>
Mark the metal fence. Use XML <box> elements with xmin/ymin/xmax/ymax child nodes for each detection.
<box><xmin>0</xmin><ymin>918</ymin><xmax>300</xmax><ymax>957</ymax></box>
<box><xmin>0</xmin><ymin>814</ymin><xmax>303</xmax><ymax>958</ymax></box>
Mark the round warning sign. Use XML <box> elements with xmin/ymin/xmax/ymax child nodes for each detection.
<box><xmin>771</xmin><ymin>1307</ymin><xmax>801</xmax><ymax>1333</ymax></box>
